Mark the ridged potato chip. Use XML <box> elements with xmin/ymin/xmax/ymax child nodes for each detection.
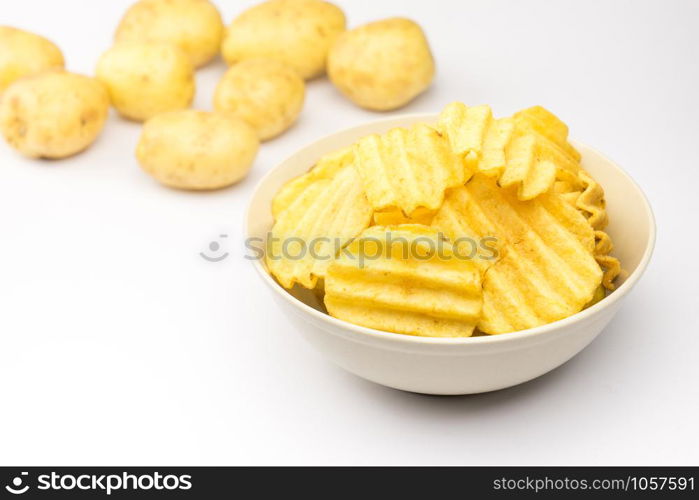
<box><xmin>576</xmin><ymin>169</ymin><xmax>609</xmax><ymax>230</ymax></box>
<box><xmin>552</xmin><ymin>167</ymin><xmax>621</xmax><ymax>291</ymax></box>
<box><xmin>594</xmin><ymin>230</ymin><xmax>622</xmax><ymax>291</ymax></box>
<box><xmin>372</xmin><ymin>206</ymin><xmax>434</xmax><ymax>226</ymax></box>
<box><xmin>432</xmin><ymin>174</ymin><xmax>602</xmax><ymax>334</ymax></box>
<box><xmin>267</xmin><ymin>165</ymin><xmax>372</xmax><ymax>289</ymax></box>
<box><xmin>511</xmin><ymin>105</ymin><xmax>582</xmax><ymax>189</ymax></box>
<box><xmin>585</xmin><ymin>285</ymin><xmax>606</xmax><ymax>308</ymax></box>
<box><xmin>438</xmin><ymin>102</ymin><xmax>494</xmax><ymax>161</ymax></box>
<box><xmin>272</xmin><ymin>146</ymin><xmax>354</xmax><ymax>218</ymax></box>
<box><xmin>353</xmin><ymin>123</ymin><xmax>468</xmax><ymax>216</ymax></box>
<box><xmin>438</xmin><ymin>103</ymin><xmax>582</xmax><ymax>201</ymax></box>
<box><xmin>513</xmin><ymin>106</ymin><xmax>581</xmax><ymax>163</ymax></box>
<box><xmin>478</xmin><ymin>117</ymin><xmax>516</xmax><ymax>176</ymax></box>
<box><xmin>553</xmin><ymin>179</ymin><xmax>583</xmax><ymax>207</ymax></box>
<box><xmin>497</xmin><ymin>134</ymin><xmax>557</xmax><ymax>200</ymax></box>
<box><xmin>324</xmin><ymin>225</ymin><xmax>482</xmax><ymax>337</ymax></box>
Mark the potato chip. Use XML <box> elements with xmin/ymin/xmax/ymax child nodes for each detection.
<box><xmin>513</xmin><ymin>106</ymin><xmax>581</xmax><ymax>163</ymax></box>
<box><xmin>353</xmin><ymin>123</ymin><xmax>469</xmax><ymax>216</ymax></box>
<box><xmin>272</xmin><ymin>146</ymin><xmax>354</xmax><ymax>218</ymax></box>
<box><xmin>512</xmin><ymin>106</ymin><xmax>582</xmax><ymax>190</ymax></box>
<box><xmin>594</xmin><ymin>230</ymin><xmax>622</xmax><ymax>291</ymax></box>
<box><xmin>266</xmin><ymin>165</ymin><xmax>373</xmax><ymax>289</ymax></box>
<box><xmin>432</xmin><ymin>174</ymin><xmax>602</xmax><ymax>334</ymax></box>
<box><xmin>576</xmin><ymin>169</ymin><xmax>609</xmax><ymax>230</ymax></box>
<box><xmin>559</xmin><ymin>168</ymin><xmax>621</xmax><ymax>290</ymax></box>
<box><xmin>438</xmin><ymin>102</ymin><xmax>493</xmax><ymax>160</ymax></box>
<box><xmin>498</xmin><ymin>134</ymin><xmax>557</xmax><ymax>200</ymax></box>
<box><xmin>324</xmin><ymin>225</ymin><xmax>482</xmax><ymax>337</ymax></box>
<box><xmin>479</xmin><ymin>116</ymin><xmax>516</xmax><ymax>175</ymax></box>
<box><xmin>438</xmin><ymin>102</ymin><xmax>582</xmax><ymax>201</ymax></box>
<box><xmin>372</xmin><ymin>206</ymin><xmax>434</xmax><ymax>226</ymax></box>
<box><xmin>585</xmin><ymin>285</ymin><xmax>606</xmax><ymax>308</ymax></box>
<box><xmin>553</xmin><ymin>179</ymin><xmax>582</xmax><ymax>207</ymax></box>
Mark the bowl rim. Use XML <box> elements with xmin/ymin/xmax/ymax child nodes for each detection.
<box><xmin>245</xmin><ymin>113</ymin><xmax>656</xmax><ymax>346</ymax></box>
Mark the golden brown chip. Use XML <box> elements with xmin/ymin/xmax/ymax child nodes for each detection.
<box><xmin>576</xmin><ymin>169</ymin><xmax>609</xmax><ymax>230</ymax></box>
<box><xmin>266</xmin><ymin>165</ymin><xmax>372</xmax><ymax>289</ymax></box>
<box><xmin>353</xmin><ymin>123</ymin><xmax>469</xmax><ymax>216</ymax></box>
<box><xmin>432</xmin><ymin>174</ymin><xmax>602</xmax><ymax>334</ymax></box>
<box><xmin>557</xmin><ymin>168</ymin><xmax>621</xmax><ymax>291</ymax></box>
<box><xmin>594</xmin><ymin>230</ymin><xmax>622</xmax><ymax>291</ymax></box>
<box><xmin>585</xmin><ymin>285</ymin><xmax>606</xmax><ymax>308</ymax></box>
<box><xmin>324</xmin><ymin>225</ymin><xmax>482</xmax><ymax>337</ymax></box>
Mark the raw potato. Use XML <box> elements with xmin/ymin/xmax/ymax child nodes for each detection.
<box><xmin>136</xmin><ymin>110</ymin><xmax>259</xmax><ymax>190</ymax></box>
<box><xmin>0</xmin><ymin>26</ymin><xmax>65</xmax><ymax>93</ymax></box>
<box><xmin>96</xmin><ymin>42</ymin><xmax>195</xmax><ymax>122</ymax></box>
<box><xmin>221</xmin><ymin>0</ymin><xmax>346</xmax><ymax>80</ymax></box>
<box><xmin>327</xmin><ymin>18</ymin><xmax>435</xmax><ymax>111</ymax></box>
<box><xmin>0</xmin><ymin>71</ymin><xmax>109</xmax><ymax>159</ymax></box>
<box><xmin>214</xmin><ymin>59</ymin><xmax>305</xmax><ymax>141</ymax></box>
<box><xmin>115</xmin><ymin>0</ymin><xmax>224</xmax><ymax>68</ymax></box>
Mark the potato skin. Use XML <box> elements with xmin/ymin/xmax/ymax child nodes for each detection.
<box><xmin>221</xmin><ymin>0</ymin><xmax>346</xmax><ymax>80</ymax></box>
<box><xmin>136</xmin><ymin>110</ymin><xmax>259</xmax><ymax>190</ymax></box>
<box><xmin>0</xmin><ymin>26</ymin><xmax>65</xmax><ymax>93</ymax></box>
<box><xmin>214</xmin><ymin>59</ymin><xmax>305</xmax><ymax>141</ymax></box>
<box><xmin>115</xmin><ymin>0</ymin><xmax>223</xmax><ymax>68</ymax></box>
<box><xmin>96</xmin><ymin>42</ymin><xmax>195</xmax><ymax>122</ymax></box>
<box><xmin>327</xmin><ymin>18</ymin><xmax>435</xmax><ymax>111</ymax></box>
<box><xmin>0</xmin><ymin>71</ymin><xmax>109</xmax><ymax>159</ymax></box>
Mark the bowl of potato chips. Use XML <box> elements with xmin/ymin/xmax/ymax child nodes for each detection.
<box><xmin>246</xmin><ymin>104</ymin><xmax>655</xmax><ymax>395</ymax></box>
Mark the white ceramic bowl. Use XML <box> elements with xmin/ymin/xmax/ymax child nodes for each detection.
<box><xmin>245</xmin><ymin>114</ymin><xmax>655</xmax><ymax>395</ymax></box>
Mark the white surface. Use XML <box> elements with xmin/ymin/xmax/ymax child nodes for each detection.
<box><xmin>0</xmin><ymin>0</ymin><xmax>697</xmax><ymax>465</ymax></box>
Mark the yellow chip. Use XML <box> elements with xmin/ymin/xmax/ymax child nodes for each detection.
<box><xmin>324</xmin><ymin>225</ymin><xmax>482</xmax><ymax>337</ymax></box>
<box><xmin>438</xmin><ymin>102</ymin><xmax>493</xmax><ymax>159</ymax></box>
<box><xmin>479</xmin><ymin>116</ymin><xmax>516</xmax><ymax>175</ymax></box>
<box><xmin>511</xmin><ymin>106</ymin><xmax>582</xmax><ymax>189</ymax></box>
<box><xmin>498</xmin><ymin>134</ymin><xmax>557</xmax><ymax>200</ymax></box>
<box><xmin>498</xmin><ymin>129</ymin><xmax>583</xmax><ymax>200</ymax></box>
<box><xmin>432</xmin><ymin>174</ymin><xmax>602</xmax><ymax>334</ymax></box>
<box><xmin>553</xmin><ymin>179</ymin><xmax>582</xmax><ymax>207</ymax></box>
<box><xmin>438</xmin><ymin>102</ymin><xmax>582</xmax><ymax>200</ymax></box>
<box><xmin>372</xmin><ymin>206</ymin><xmax>434</xmax><ymax>226</ymax></box>
<box><xmin>353</xmin><ymin>123</ymin><xmax>469</xmax><ymax>216</ymax></box>
<box><xmin>266</xmin><ymin>165</ymin><xmax>373</xmax><ymax>289</ymax></box>
<box><xmin>514</xmin><ymin>105</ymin><xmax>581</xmax><ymax>162</ymax></box>
<box><xmin>271</xmin><ymin>146</ymin><xmax>354</xmax><ymax>218</ymax></box>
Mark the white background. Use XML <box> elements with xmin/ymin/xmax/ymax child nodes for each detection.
<box><xmin>1</xmin><ymin>0</ymin><xmax>697</xmax><ymax>465</ymax></box>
